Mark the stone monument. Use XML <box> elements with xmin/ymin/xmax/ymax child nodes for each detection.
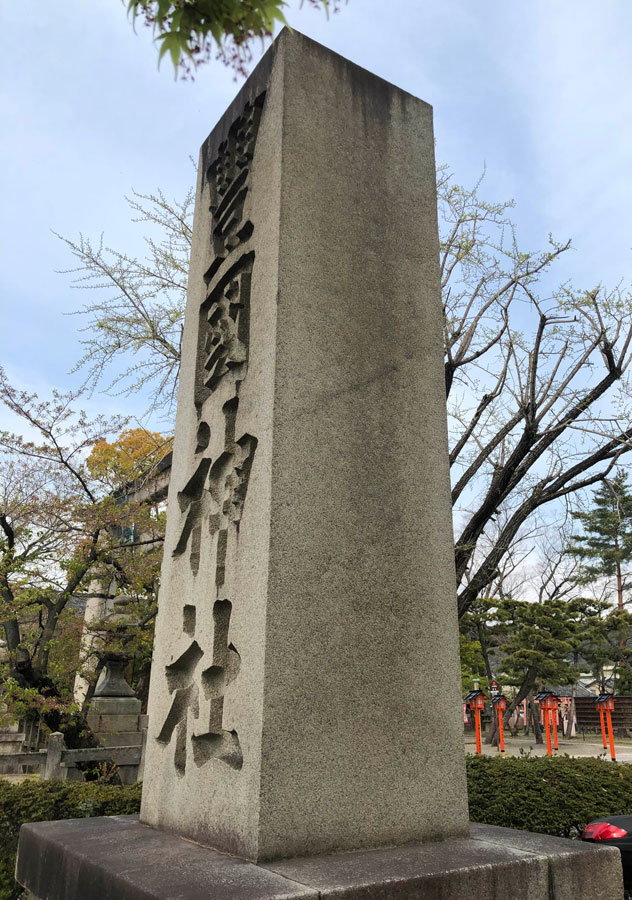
<box><xmin>140</xmin><ymin>24</ymin><xmax>468</xmax><ymax>862</ymax></box>
<box><xmin>87</xmin><ymin>654</ymin><xmax>145</xmax><ymax>785</ymax></box>
<box><xmin>16</xmin><ymin>29</ymin><xmax>623</xmax><ymax>899</ymax></box>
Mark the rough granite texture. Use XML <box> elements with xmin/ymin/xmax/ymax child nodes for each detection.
<box><xmin>469</xmin><ymin>824</ymin><xmax>625</xmax><ymax>900</ymax></box>
<box><xmin>140</xmin><ymin>29</ymin><xmax>469</xmax><ymax>863</ymax></box>
<box><xmin>16</xmin><ymin>817</ymin><xmax>623</xmax><ymax>900</ymax></box>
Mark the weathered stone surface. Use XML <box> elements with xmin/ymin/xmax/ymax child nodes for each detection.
<box><xmin>265</xmin><ymin>839</ymin><xmax>550</xmax><ymax>899</ymax></box>
<box><xmin>16</xmin><ymin>817</ymin><xmax>318</xmax><ymax>900</ymax></box>
<box><xmin>86</xmin><ymin>713</ymin><xmax>141</xmax><ymax>733</ymax></box>
<box><xmin>16</xmin><ymin>816</ymin><xmax>623</xmax><ymax>900</ymax></box>
<box><xmin>470</xmin><ymin>824</ymin><xmax>624</xmax><ymax>900</ymax></box>
<box><xmin>0</xmin><ymin>730</ymin><xmax>25</xmax><ymax>742</ymax></box>
<box><xmin>0</xmin><ymin>724</ymin><xmax>26</xmax><ymax>774</ymax></box>
<box><xmin>86</xmin><ymin>691</ymin><xmax>144</xmax><ymax>783</ymax></box>
<box><xmin>88</xmin><ymin>696</ymin><xmax>141</xmax><ymax>715</ymax></box>
<box><xmin>96</xmin><ymin>731</ymin><xmax>143</xmax><ymax>748</ymax></box>
<box><xmin>141</xmin><ymin>26</ymin><xmax>468</xmax><ymax>864</ymax></box>
<box><xmin>93</xmin><ymin>654</ymin><xmax>137</xmax><ymax>697</ymax></box>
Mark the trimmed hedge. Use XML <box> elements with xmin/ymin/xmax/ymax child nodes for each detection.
<box><xmin>467</xmin><ymin>754</ymin><xmax>632</xmax><ymax>838</ymax></box>
<box><xmin>0</xmin><ymin>779</ymin><xmax>141</xmax><ymax>900</ymax></box>
<box><xmin>1</xmin><ymin>758</ymin><xmax>631</xmax><ymax>898</ymax></box>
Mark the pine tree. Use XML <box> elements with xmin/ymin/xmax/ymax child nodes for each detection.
<box><xmin>495</xmin><ymin>597</ymin><xmax>588</xmax><ymax>704</ymax></box>
<box><xmin>567</xmin><ymin>471</ymin><xmax>632</xmax><ymax>609</ymax></box>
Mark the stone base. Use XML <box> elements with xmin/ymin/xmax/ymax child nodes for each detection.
<box><xmin>16</xmin><ymin>816</ymin><xmax>623</xmax><ymax>899</ymax></box>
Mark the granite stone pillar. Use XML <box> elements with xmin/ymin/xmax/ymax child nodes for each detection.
<box><xmin>140</xmin><ymin>27</ymin><xmax>468</xmax><ymax>863</ymax></box>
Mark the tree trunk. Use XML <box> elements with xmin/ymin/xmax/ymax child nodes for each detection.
<box><xmin>617</xmin><ymin>561</ymin><xmax>624</xmax><ymax>611</ymax></box>
<box><xmin>565</xmin><ymin>694</ymin><xmax>576</xmax><ymax>739</ymax></box>
<box><xmin>485</xmin><ymin>717</ymin><xmax>499</xmax><ymax>747</ymax></box>
<box><xmin>31</xmin><ymin>606</ymin><xmax>60</xmax><ymax>684</ymax></box>
<box><xmin>2</xmin><ymin>617</ymin><xmax>21</xmax><ymax>654</ymax></box>
<box><xmin>477</xmin><ymin>621</ymin><xmax>499</xmax><ymax>746</ymax></box>
<box><xmin>527</xmin><ymin>698</ymin><xmax>543</xmax><ymax>743</ymax></box>
<box><xmin>487</xmin><ymin>667</ymin><xmax>538</xmax><ymax>746</ymax></box>
<box><xmin>476</xmin><ymin>622</ymin><xmax>495</xmax><ymax>683</ymax></box>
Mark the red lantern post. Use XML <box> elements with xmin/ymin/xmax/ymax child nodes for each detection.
<box><xmin>598</xmin><ymin>704</ymin><xmax>608</xmax><ymax>749</ymax></box>
<box><xmin>491</xmin><ymin>695</ymin><xmax>507</xmax><ymax>755</ymax></box>
<box><xmin>536</xmin><ymin>692</ymin><xmax>561</xmax><ymax>757</ymax></box>
<box><xmin>596</xmin><ymin>694</ymin><xmax>617</xmax><ymax>762</ymax></box>
<box><xmin>464</xmin><ymin>689</ymin><xmax>487</xmax><ymax>756</ymax></box>
<box><xmin>551</xmin><ymin>697</ymin><xmax>560</xmax><ymax>752</ymax></box>
<box><xmin>543</xmin><ymin>703</ymin><xmax>552</xmax><ymax>756</ymax></box>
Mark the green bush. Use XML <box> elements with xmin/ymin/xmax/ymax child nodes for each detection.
<box><xmin>467</xmin><ymin>754</ymin><xmax>632</xmax><ymax>838</ymax></box>
<box><xmin>0</xmin><ymin>779</ymin><xmax>141</xmax><ymax>900</ymax></box>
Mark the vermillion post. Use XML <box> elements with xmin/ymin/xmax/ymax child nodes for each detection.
<box><xmin>544</xmin><ymin>709</ymin><xmax>552</xmax><ymax>757</ymax></box>
<box><xmin>599</xmin><ymin>706</ymin><xmax>608</xmax><ymax>749</ymax></box>
<box><xmin>497</xmin><ymin>708</ymin><xmax>505</xmax><ymax>754</ymax></box>
<box><xmin>474</xmin><ymin>708</ymin><xmax>482</xmax><ymax>756</ymax></box>
<box><xmin>552</xmin><ymin>710</ymin><xmax>559</xmax><ymax>752</ymax></box>
<box><xmin>491</xmin><ymin>695</ymin><xmax>507</xmax><ymax>756</ymax></box>
<box><xmin>606</xmin><ymin>709</ymin><xmax>616</xmax><ymax>762</ymax></box>
<box><xmin>465</xmin><ymin>690</ymin><xmax>486</xmax><ymax>758</ymax></box>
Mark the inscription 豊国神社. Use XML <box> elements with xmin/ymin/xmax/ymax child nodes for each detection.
<box><xmin>157</xmin><ymin>94</ymin><xmax>264</xmax><ymax>775</ymax></box>
<box><xmin>196</xmin><ymin>93</ymin><xmax>265</xmax><ymax>410</ymax></box>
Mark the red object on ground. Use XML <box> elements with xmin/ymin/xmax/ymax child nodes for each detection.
<box><xmin>583</xmin><ymin>822</ymin><xmax>628</xmax><ymax>841</ymax></box>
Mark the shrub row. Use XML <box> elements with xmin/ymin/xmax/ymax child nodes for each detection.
<box><xmin>467</xmin><ymin>754</ymin><xmax>632</xmax><ymax>838</ymax></box>
<box><xmin>1</xmin><ymin>757</ymin><xmax>631</xmax><ymax>899</ymax></box>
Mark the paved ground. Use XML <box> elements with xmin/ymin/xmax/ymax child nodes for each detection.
<box><xmin>465</xmin><ymin>733</ymin><xmax>632</xmax><ymax>762</ymax></box>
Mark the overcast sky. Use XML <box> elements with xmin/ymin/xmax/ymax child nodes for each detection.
<box><xmin>2</xmin><ymin>0</ymin><xmax>632</xmax><ymax>432</ymax></box>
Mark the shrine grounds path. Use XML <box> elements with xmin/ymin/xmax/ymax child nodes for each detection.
<box><xmin>465</xmin><ymin>734</ymin><xmax>632</xmax><ymax>762</ymax></box>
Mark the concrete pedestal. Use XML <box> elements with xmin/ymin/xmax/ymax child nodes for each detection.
<box><xmin>16</xmin><ymin>816</ymin><xmax>623</xmax><ymax>899</ymax></box>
